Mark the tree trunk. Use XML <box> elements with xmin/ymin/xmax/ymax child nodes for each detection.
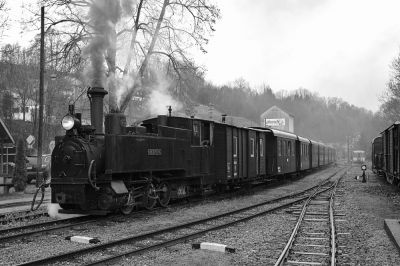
<box><xmin>123</xmin><ymin>0</ymin><xmax>144</xmax><ymax>76</ymax></box>
<box><xmin>120</xmin><ymin>0</ymin><xmax>169</xmax><ymax>113</ymax></box>
<box><xmin>22</xmin><ymin>95</ymin><xmax>26</xmax><ymax>122</ymax></box>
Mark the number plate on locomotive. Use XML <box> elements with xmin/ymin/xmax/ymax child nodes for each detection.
<box><xmin>147</xmin><ymin>149</ymin><xmax>162</xmax><ymax>156</ymax></box>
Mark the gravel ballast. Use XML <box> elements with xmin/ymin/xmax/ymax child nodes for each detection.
<box><xmin>121</xmin><ymin>165</ymin><xmax>400</xmax><ymax>266</ymax></box>
<box><xmin>0</xmin><ymin>167</ymin><xmax>339</xmax><ymax>265</ymax></box>
<box><xmin>2</xmin><ymin>165</ymin><xmax>396</xmax><ymax>265</ymax></box>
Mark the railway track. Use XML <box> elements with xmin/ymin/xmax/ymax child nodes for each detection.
<box><xmin>17</xmin><ymin>168</ymin><xmax>346</xmax><ymax>266</ymax></box>
<box><xmin>0</xmin><ymin>199</ymin><xmax>50</xmax><ymax>210</ymax></box>
<box><xmin>0</xmin><ymin>215</ymin><xmax>96</xmax><ymax>243</ymax></box>
<box><xmin>274</xmin><ymin>175</ymin><xmax>344</xmax><ymax>265</ymax></box>
<box><xmin>0</xmin><ymin>210</ymin><xmax>49</xmax><ymax>225</ymax></box>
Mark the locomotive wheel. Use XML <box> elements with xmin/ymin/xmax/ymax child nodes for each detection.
<box><xmin>143</xmin><ymin>183</ymin><xmax>157</xmax><ymax>210</ymax></box>
<box><xmin>157</xmin><ymin>182</ymin><xmax>171</xmax><ymax>207</ymax></box>
<box><xmin>121</xmin><ymin>204</ymin><xmax>134</xmax><ymax>214</ymax></box>
<box><xmin>387</xmin><ymin>174</ymin><xmax>394</xmax><ymax>184</ymax></box>
<box><xmin>121</xmin><ymin>193</ymin><xmax>135</xmax><ymax>215</ymax></box>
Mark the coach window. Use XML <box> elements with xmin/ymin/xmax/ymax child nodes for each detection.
<box><xmin>233</xmin><ymin>136</ymin><xmax>238</xmax><ymax>157</ymax></box>
<box><xmin>292</xmin><ymin>141</ymin><xmax>295</xmax><ymax>156</ymax></box>
<box><xmin>201</xmin><ymin>122</ymin><xmax>211</xmax><ymax>146</ymax></box>
<box><xmin>260</xmin><ymin>138</ymin><xmax>264</xmax><ymax>157</ymax></box>
<box><xmin>288</xmin><ymin>141</ymin><xmax>291</xmax><ymax>156</ymax></box>
<box><xmin>277</xmin><ymin>140</ymin><xmax>281</xmax><ymax>156</ymax></box>
<box><xmin>283</xmin><ymin>140</ymin><xmax>287</xmax><ymax>156</ymax></box>
<box><xmin>250</xmin><ymin>138</ymin><xmax>255</xmax><ymax>157</ymax></box>
<box><xmin>210</xmin><ymin>123</ymin><xmax>214</xmax><ymax>145</ymax></box>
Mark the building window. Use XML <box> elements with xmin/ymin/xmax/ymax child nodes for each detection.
<box><xmin>250</xmin><ymin>138</ymin><xmax>255</xmax><ymax>157</ymax></box>
<box><xmin>233</xmin><ymin>136</ymin><xmax>238</xmax><ymax>157</ymax></box>
<box><xmin>260</xmin><ymin>138</ymin><xmax>264</xmax><ymax>157</ymax></box>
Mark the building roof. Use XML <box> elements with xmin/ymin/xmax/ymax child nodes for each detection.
<box><xmin>0</xmin><ymin>118</ymin><xmax>15</xmax><ymax>145</ymax></box>
<box><xmin>260</xmin><ymin>105</ymin><xmax>294</xmax><ymax>118</ymax></box>
<box><xmin>298</xmin><ymin>136</ymin><xmax>310</xmax><ymax>143</ymax></box>
<box><xmin>270</xmin><ymin>129</ymin><xmax>297</xmax><ymax>140</ymax></box>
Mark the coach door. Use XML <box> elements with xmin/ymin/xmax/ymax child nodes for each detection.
<box><xmin>258</xmin><ymin>133</ymin><xmax>266</xmax><ymax>176</ymax></box>
<box><xmin>394</xmin><ymin>126</ymin><xmax>399</xmax><ymax>175</ymax></box>
<box><xmin>232</xmin><ymin>128</ymin><xmax>239</xmax><ymax>179</ymax></box>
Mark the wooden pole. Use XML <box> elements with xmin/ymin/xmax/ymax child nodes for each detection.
<box><xmin>37</xmin><ymin>6</ymin><xmax>45</xmax><ymax>186</ymax></box>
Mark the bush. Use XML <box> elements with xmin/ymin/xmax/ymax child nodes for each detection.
<box><xmin>12</xmin><ymin>138</ymin><xmax>27</xmax><ymax>192</ymax></box>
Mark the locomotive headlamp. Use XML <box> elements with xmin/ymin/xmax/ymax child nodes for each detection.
<box><xmin>62</xmin><ymin>115</ymin><xmax>75</xmax><ymax>130</ymax></box>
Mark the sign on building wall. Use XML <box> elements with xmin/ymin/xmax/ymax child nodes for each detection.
<box><xmin>264</xmin><ymin>118</ymin><xmax>285</xmax><ymax>128</ymax></box>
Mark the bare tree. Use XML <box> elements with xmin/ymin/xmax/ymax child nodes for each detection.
<box><xmin>0</xmin><ymin>44</ymin><xmax>37</xmax><ymax>122</ymax></box>
<box><xmin>0</xmin><ymin>0</ymin><xmax>8</xmax><ymax>37</ymax></box>
<box><xmin>25</xmin><ymin>0</ymin><xmax>220</xmax><ymax>113</ymax></box>
<box><xmin>380</xmin><ymin>52</ymin><xmax>400</xmax><ymax>122</ymax></box>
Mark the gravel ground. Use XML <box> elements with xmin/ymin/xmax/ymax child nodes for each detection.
<box><xmin>120</xmin><ymin>165</ymin><xmax>400</xmax><ymax>266</ymax></box>
<box><xmin>334</xmin><ymin>165</ymin><xmax>400</xmax><ymax>265</ymax></box>
<box><xmin>0</xmin><ymin>166</ymin><xmax>341</xmax><ymax>265</ymax></box>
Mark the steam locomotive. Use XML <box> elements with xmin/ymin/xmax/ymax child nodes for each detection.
<box><xmin>51</xmin><ymin>87</ymin><xmax>336</xmax><ymax>214</ymax></box>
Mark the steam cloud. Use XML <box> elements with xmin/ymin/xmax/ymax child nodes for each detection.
<box><xmin>145</xmin><ymin>71</ymin><xmax>182</xmax><ymax>116</ymax></box>
<box><xmin>47</xmin><ymin>203</ymin><xmax>84</xmax><ymax>219</ymax></box>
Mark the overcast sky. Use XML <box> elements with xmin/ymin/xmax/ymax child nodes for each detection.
<box><xmin>2</xmin><ymin>0</ymin><xmax>400</xmax><ymax>112</ymax></box>
<box><xmin>196</xmin><ymin>0</ymin><xmax>400</xmax><ymax>112</ymax></box>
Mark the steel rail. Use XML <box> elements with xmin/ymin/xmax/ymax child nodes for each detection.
<box><xmin>274</xmin><ymin>170</ymin><xmax>346</xmax><ymax>266</ymax></box>
<box><xmin>0</xmin><ymin>199</ymin><xmax>50</xmax><ymax>209</ymax></box>
<box><xmin>274</xmin><ymin>183</ymin><xmax>335</xmax><ymax>266</ymax></box>
<box><xmin>329</xmin><ymin>179</ymin><xmax>341</xmax><ymax>266</ymax></box>
<box><xmin>18</xmin><ymin>170</ymin><xmax>341</xmax><ymax>266</ymax></box>
<box><xmin>0</xmin><ymin>216</ymin><xmax>98</xmax><ymax>243</ymax></box>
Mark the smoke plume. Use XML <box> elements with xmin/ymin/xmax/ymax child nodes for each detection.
<box><xmin>84</xmin><ymin>0</ymin><xmax>121</xmax><ymax>88</ymax></box>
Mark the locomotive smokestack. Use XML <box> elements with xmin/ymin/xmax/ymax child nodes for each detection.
<box><xmin>87</xmin><ymin>87</ymin><xmax>108</xmax><ymax>134</ymax></box>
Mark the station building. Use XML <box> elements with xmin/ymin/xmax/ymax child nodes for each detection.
<box><xmin>260</xmin><ymin>106</ymin><xmax>294</xmax><ymax>133</ymax></box>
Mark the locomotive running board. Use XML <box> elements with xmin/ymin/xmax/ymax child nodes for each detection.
<box><xmin>59</xmin><ymin>209</ymin><xmax>109</xmax><ymax>215</ymax></box>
